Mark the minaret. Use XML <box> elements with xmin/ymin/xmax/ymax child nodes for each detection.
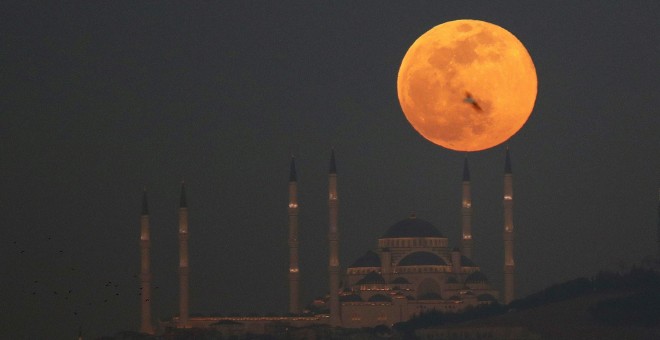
<box><xmin>178</xmin><ymin>182</ymin><xmax>190</xmax><ymax>328</ymax></box>
<box><xmin>461</xmin><ymin>157</ymin><xmax>474</xmax><ymax>259</ymax></box>
<box><xmin>139</xmin><ymin>188</ymin><xmax>154</xmax><ymax>334</ymax></box>
<box><xmin>328</xmin><ymin>150</ymin><xmax>341</xmax><ymax>326</ymax></box>
<box><xmin>503</xmin><ymin>148</ymin><xmax>515</xmax><ymax>304</ymax></box>
<box><xmin>657</xmin><ymin>188</ymin><xmax>659</xmax><ymax>259</ymax></box>
<box><xmin>288</xmin><ymin>156</ymin><xmax>300</xmax><ymax>314</ymax></box>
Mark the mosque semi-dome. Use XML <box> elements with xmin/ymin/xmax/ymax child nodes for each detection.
<box><xmin>398</xmin><ymin>251</ymin><xmax>447</xmax><ymax>266</ymax></box>
<box><xmin>390</xmin><ymin>277</ymin><xmax>411</xmax><ymax>285</ymax></box>
<box><xmin>465</xmin><ymin>271</ymin><xmax>489</xmax><ymax>284</ymax></box>
<box><xmin>381</xmin><ymin>215</ymin><xmax>443</xmax><ymax>238</ymax></box>
<box><xmin>348</xmin><ymin>250</ymin><xmax>381</xmax><ymax>268</ymax></box>
<box><xmin>355</xmin><ymin>271</ymin><xmax>386</xmax><ymax>285</ymax></box>
<box><xmin>461</xmin><ymin>255</ymin><xmax>478</xmax><ymax>267</ymax></box>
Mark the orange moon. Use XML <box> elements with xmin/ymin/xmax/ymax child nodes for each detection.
<box><xmin>397</xmin><ymin>20</ymin><xmax>537</xmax><ymax>151</ymax></box>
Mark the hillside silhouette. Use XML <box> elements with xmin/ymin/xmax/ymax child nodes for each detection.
<box><xmin>401</xmin><ymin>265</ymin><xmax>660</xmax><ymax>339</ymax></box>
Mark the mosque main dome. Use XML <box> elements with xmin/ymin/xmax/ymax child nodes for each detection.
<box><xmin>381</xmin><ymin>214</ymin><xmax>443</xmax><ymax>238</ymax></box>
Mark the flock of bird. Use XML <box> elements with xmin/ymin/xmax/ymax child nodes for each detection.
<box><xmin>11</xmin><ymin>234</ymin><xmax>154</xmax><ymax>319</ymax></box>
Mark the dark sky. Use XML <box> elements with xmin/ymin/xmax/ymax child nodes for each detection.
<box><xmin>1</xmin><ymin>1</ymin><xmax>658</xmax><ymax>339</ymax></box>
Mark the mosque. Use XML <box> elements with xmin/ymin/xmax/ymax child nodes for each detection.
<box><xmin>138</xmin><ymin>149</ymin><xmax>516</xmax><ymax>334</ymax></box>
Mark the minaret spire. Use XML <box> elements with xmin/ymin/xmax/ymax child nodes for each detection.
<box><xmin>288</xmin><ymin>156</ymin><xmax>300</xmax><ymax>314</ymax></box>
<box><xmin>463</xmin><ymin>155</ymin><xmax>471</xmax><ymax>181</ymax></box>
<box><xmin>461</xmin><ymin>157</ymin><xmax>474</xmax><ymax>259</ymax></box>
<box><xmin>328</xmin><ymin>149</ymin><xmax>341</xmax><ymax>326</ymax></box>
<box><xmin>142</xmin><ymin>188</ymin><xmax>149</xmax><ymax>215</ymax></box>
<box><xmin>289</xmin><ymin>155</ymin><xmax>298</xmax><ymax>182</ymax></box>
<box><xmin>180</xmin><ymin>182</ymin><xmax>187</xmax><ymax>208</ymax></box>
<box><xmin>139</xmin><ymin>188</ymin><xmax>154</xmax><ymax>334</ymax></box>
<box><xmin>329</xmin><ymin>149</ymin><xmax>337</xmax><ymax>174</ymax></box>
<box><xmin>178</xmin><ymin>182</ymin><xmax>190</xmax><ymax>328</ymax></box>
<box><xmin>657</xmin><ymin>188</ymin><xmax>660</xmax><ymax>259</ymax></box>
<box><xmin>503</xmin><ymin>147</ymin><xmax>515</xmax><ymax>304</ymax></box>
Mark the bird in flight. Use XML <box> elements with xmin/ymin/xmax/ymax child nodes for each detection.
<box><xmin>463</xmin><ymin>92</ymin><xmax>482</xmax><ymax>111</ymax></box>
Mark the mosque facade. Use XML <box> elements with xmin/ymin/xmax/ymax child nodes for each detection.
<box><xmin>146</xmin><ymin>150</ymin><xmax>514</xmax><ymax>333</ymax></box>
<box><xmin>334</xmin><ymin>214</ymin><xmax>499</xmax><ymax>328</ymax></box>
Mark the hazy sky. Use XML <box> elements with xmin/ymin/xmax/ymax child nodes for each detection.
<box><xmin>1</xmin><ymin>1</ymin><xmax>658</xmax><ymax>339</ymax></box>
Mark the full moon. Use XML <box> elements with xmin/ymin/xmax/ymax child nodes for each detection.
<box><xmin>397</xmin><ymin>20</ymin><xmax>537</xmax><ymax>151</ymax></box>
